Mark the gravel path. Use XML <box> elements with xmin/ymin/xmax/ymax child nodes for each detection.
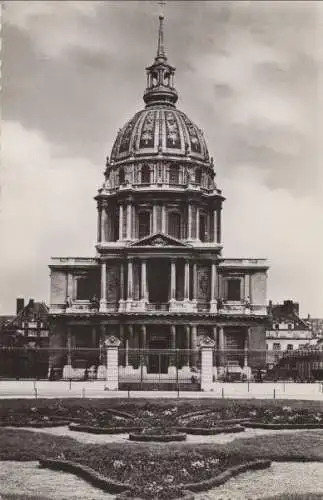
<box><xmin>0</xmin><ymin>461</ymin><xmax>113</xmax><ymax>499</ymax></box>
<box><xmin>1</xmin><ymin>461</ymin><xmax>323</xmax><ymax>500</ymax></box>
<box><xmin>5</xmin><ymin>425</ymin><xmax>323</xmax><ymax>445</ymax></box>
<box><xmin>195</xmin><ymin>462</ymin><xmax>323</xmax><ymax>499</ymax></box>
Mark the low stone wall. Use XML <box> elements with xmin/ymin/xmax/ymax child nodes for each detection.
<box><xmin>69</xmin><ymin>423</ymin><xmax>142</xmax><ymax>434</ymax></box>
<box><xmin>244</xmin><ymin>422</ymin><xmax>323</xmax><ymax>430</ymax></box>
<box><xmin>38</xmin><ymin>458</ymin><xmax>129</xmax><ymax>494</ymax></box>
<box><xmin>115</xmin><ymin>490</ymin><xmax>194</xmax><ymax>500</ymax></box>
<box><xmin>128</xmin><ymin>432</ymin><xmax>187</xmax><ymax>442</ymax></box>
<box><xmin>184</xmin><ymin>459</ymin><xmax>272</xmax><ymax>492</ymax></box>
<box><xmin>1</xmin><ymin>420</ymin><xmax>69</xmax><ymax>428</ymax></box>
<box><xmin>173</xmin><ymin>425</ymin><xmax>244</xmax><ymax>435</ymax></box>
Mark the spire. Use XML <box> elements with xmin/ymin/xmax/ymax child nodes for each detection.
<box><xmin>143</xmin><ymin>13</ymin><xmax>178</xmax><ymax>107</ymax></box>
<box><xmin>156</xmin><ymin>14</ymin><xmax>166</xmax><ymax>62</ymax></box>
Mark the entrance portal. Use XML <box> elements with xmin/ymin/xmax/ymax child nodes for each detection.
<box><xmin>148</xmin><ymin>259</ymin><xmax>170</xmax><ymax>303</ymax></box>
<box><xmin>148</xmin><ymin>330</ymin><xmax>170</xmax><ymax>374</ymax></box>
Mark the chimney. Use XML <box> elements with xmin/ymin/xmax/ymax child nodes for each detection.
<box><xmin>16</xmin><ymin>298</ymin><xmax>24</xmax><ymax>315</ymax></box>
<box><xmin>28</xmin><ymin>299</ymin><xmax>35</xmax><ymax>310</ymax></box>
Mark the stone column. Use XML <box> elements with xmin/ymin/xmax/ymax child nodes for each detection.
<box><xmin>192</xmin><ymin>263</ymin><xmax>198</xmax><ymax>301</ymax></box>
<box><xmin>210</xmin><ymin>262</ymin><xmax>218</xmax><ymax>312</ymax></box>
<box><xmin>118</xmin><ymin>263</ymin><xmax>125</xmax><ymax>312</ymax></box>
<box><xmin>242</xmin><ymin>327</ymin><xmax>252</xmax><ymax>379</ymax></box>
<box><xmin>141</xmin><ymin>324</ymin><xmax>147</xmax><ymax>350</ymax></box>
<box><xmin>191</xmin><ymin>325</ymin><xmax>198</xmax><ymax>368</ymax></box>
<box><xmin>152</xmin><ymin>203</ymin><xmax>157</xmax><ymax>233</ymax></box>
<box><xmin>200</xmin><ymin>337</ymin><xmax>216</xmax><ymax>391</ymax></box>
<box><xmin>184</xmin><ymin>260</ymin><xmax>190</xmax><ymax>301</ymax></box>
<box><xmin>188</xmin><ymin>204</ymin><xmax>192</xmax><ymax>239</ymax></box>
<box><xmin>105</xmin><ymin>336</ymin><xmax>121</xmax><ymax>390</ymax></box>
<box><xmin>126</xmin><ymin>259</ymin><xmax>133</xmax><ymax>310</ymax></box>
<box><xmin>184</xmin><ymin>325</ymin><xmax>190</xmax><ymax>366</ymax></box>
<box><xmin>196</xmin><ymin>207</ymin><xmax>200</xmax><ymax>240</ymax></box>
<box><xmin>97</xmin><ymin>204</ymin><xmax>102</xmax><ymax>243</ymax></box>
<box><xmin>218</xmin><ymin>327</ymin><xmax>225</xmax><ymax>377</ymax></box>
<box><xmin>141</xmin><ymin>260</ymin><xmax>148</xmax><ymax>301</ymax></box>
<box><xmin>170</xmin><ymin>259</ymin><xmax>176</xmax><ymax>300</ymax></box>
<box><xmin>99</xmin><ymin>262</ymin><xmax>108</xmax><ymax>312</ymax></box>
<box><xmin>119</xmin><ymin>204</ymin><xmax>124</xmax><ymax>240</ymax></box>
<box><xmin>213</xmin><ymin>209</ymin><xmax>217</xmax><ymax>243</ymax></box>
<box><xmin>171</xmin><ymin>325</ymin><xmax>176</xmax><ymax>350</ymax></box>
<box><xmin>212</xmin><ymin>327</ymin><xmax>218</xmax><ymax>381</ymax></box>
<box><xmin>91</xmin><ymin>326</ymin><xmax>97</xmax><ymax>347</ymax></box>
<box><xmin>169</xmin><ymin>325</ymin><xmax>177</xmax><ymax>371</ymax></box>
<box><xmin>162</xmin><ymin>205</ymin><xmax>166</xmax><ymax>233</ymax></box>
<box><xmin>101</xmin><ymin>202</ymin><xmax>108</xmax><ymax>242</ymax></box>
<box><xmin>126</xmin><ymin>203</ymin><xmax>132</xmax><ymax>240</ymax></box>
<box><xmin>67</xmin><ymin>327</ymin><xmax>72</xmax><ymax>366</ymax></box>
<box><xmin>217</xmin><ymin>209</ymin><xmax>221</xmax><ymax>244</ymax></box>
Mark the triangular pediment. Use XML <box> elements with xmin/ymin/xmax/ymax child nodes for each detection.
<box><xmin>130</xmin><ymin>233</ymin><xmax>189</xmax><ymax>247</ymax></box>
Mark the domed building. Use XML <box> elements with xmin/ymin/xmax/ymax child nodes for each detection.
<box><xmin>48</xmin><ymin>16</ymin><xmax>269</xmax><ymax>384</ymax></box>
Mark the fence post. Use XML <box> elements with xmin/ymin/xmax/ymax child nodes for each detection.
<box><xmin>200</xmin><ymin>336</ymin><xmax>216</xmax><ymax>391</ymax></box>
<box><xmin>105</xmin><ymin>336</ymin><xmax>121</xmax><ymax>391</ymax></box>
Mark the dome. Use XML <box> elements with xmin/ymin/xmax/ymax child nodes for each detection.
<box><xmin>110</xmin><ymin>107</ymin><xmax>210</xmax><ymax>164</ymax></box>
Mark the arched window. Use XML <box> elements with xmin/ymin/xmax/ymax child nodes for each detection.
<box><xmin>119</xmin><ymin>167</ymin><xmax>125</xmax><ymax>185</ymax></box>
<box><xmin>195</xmin><ymin>168</ymin><xmax>202</xmax><ymax>184</ymax></box>
<box><xmin>138</xmin><ymin>211</ymin><xmax>151</xmax><ymax>239</ymax></box>
<box><xmin>169</xmin><ymin>165</ymin><xmax>179</xmax><ymax>185</ymax></box>
<box><xmin>199</xmin><ymin>213</ymin><xmax>207</xmax><ymax>242</ymax></box>
<box><xmin>168</xmin><ymin>212</ymin><xmax>181</xmax><ymax>240</ymax></box>
<box><xmin>141</xmin><ymin>164</ymin><xmax>150</xmax><ymax>184</ymax></box>
<box><xmin>152</xmin><ymin>72</ymin><xmax>158</xmax><ymax>86</ymax></box>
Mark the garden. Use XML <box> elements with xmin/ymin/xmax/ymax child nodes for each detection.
<box><xmin>0</xmin><ymin>399</ymin><xmax>323</xmax><ymax>499</ymax></box>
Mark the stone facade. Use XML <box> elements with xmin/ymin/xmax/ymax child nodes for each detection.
<box><xmin>48</xmin><ymin>15</ymin><xmax>269</xmax><ymax>383</ymax></box>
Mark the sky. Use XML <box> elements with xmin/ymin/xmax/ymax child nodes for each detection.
<box><xmin>1</xmin><ymin>0</ymin><xmax>323</xmax><ymax>316</ymax></box>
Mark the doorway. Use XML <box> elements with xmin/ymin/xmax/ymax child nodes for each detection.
<box><xmin>148</xmin><ymin>329</ymin><xmax>170</xmax><ymax>374</ymax></box>
<box><xmin>148</xmin><ymin>259</ymin><xmax>170</xmax><ymax>303</ymax></box>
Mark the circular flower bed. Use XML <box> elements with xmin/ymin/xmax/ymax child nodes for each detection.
<box><xmin>129</xmin><ymin>427</ymin><xmax>187</xmax><ymax>442</ymax></box>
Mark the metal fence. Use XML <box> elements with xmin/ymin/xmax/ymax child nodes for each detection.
<box><xmin>0</xmin><ymin>346</ymin><xmax>322</xmax><ymax>383</ymax></box>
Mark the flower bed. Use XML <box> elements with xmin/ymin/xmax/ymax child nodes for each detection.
<box><xmin>39</xmin><ymin>458</ymin><xmax>128</xmax><ymax>494</ymax></box>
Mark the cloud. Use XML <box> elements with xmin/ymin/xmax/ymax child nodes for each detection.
<box><xmin>3</xmin><ymin>1</ymin><xmax>105</xmax><ymax>57</ymax></box>
<box><xmin>1</xmin><ymin>1</ymin><xmax>323</xmax><ymax>316</ymax></box>
<box><xmin>0</xmin><ymin>121</ymin><xmax>101</xmax><ymax>312</ymax></box>
<box><xmin>222</xmin><ymin>166</ymin><xmax>323</xmax><ymax>316</ymax></box>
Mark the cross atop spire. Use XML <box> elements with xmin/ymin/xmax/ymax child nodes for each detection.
<box><xmin>143</xmin><ymin>11</ymin><xmax>178</xmax><ymax>108</ymax></box>
<box><xmin>156</xmin><ymin>14</ymin><xmax>166</xmax><ymax>61</ymax></box>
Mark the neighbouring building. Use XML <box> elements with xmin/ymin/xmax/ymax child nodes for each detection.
<box><xmin>0</xmin><ymin>298</ymin><xmax>49</xmax><ymax>378</ymax></box>
<box><xmin>304</xmin><ymin>316</ymin><xmax>323</xmax><ymax>340</ymax></box>
<box><xmin>266</xmin><ymin>300</ymin><xmax>316</xmax><ymax>369</ymax></box>
<box><xmin>48</xmin><ymin>15</ymin><xmax>269</xmax><ymax>384</ymax></box>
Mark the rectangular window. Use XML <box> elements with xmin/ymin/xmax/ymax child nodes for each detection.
<box><xmin>227</xmin><ymin>279</ymin><xmax>241</xmax><ymax>301</ymax></box>
<box><xmin>287</xmin><ymin>344</ymin><xmax>293</xmax><ymax>350</ymax></box>
<box><xmin>273</xmin><ymin>343</ymin><xmax>281</xmax><ymax>350</ymax></box>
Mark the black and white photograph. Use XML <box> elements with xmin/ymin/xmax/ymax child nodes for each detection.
<box><xmin>0</xmin><ymin>1</ymin><xmax>323</xmax><ymax>499</ymax></box>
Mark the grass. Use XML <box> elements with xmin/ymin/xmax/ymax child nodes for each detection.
<box><xmin>1</xmin><ymin>398</ymin><xmax>323</xmax><ymax>499</ymax></box>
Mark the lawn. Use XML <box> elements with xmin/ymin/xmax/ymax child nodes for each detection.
<box><xmin>1</xmin><ymin>398</ymin><xmax>323</xmax><ymax>499</ymax></box>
